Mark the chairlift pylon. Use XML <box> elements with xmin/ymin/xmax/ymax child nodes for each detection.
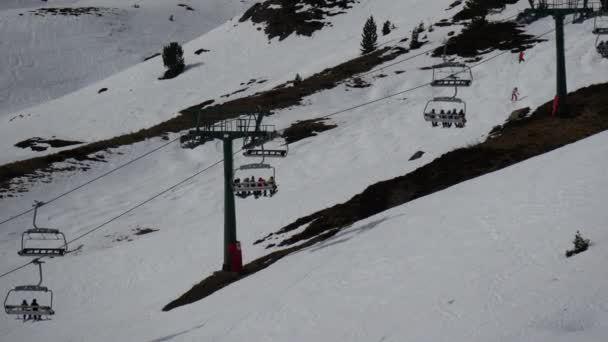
<box><xmin>18</xmin><ymin>202</ymin><xmax>67</xmax><ymax>257</ymax></box>
<box><xmin>4</xmin><ymin>260</ymin><xmax>55</xmax><ymax>318</ymax></box>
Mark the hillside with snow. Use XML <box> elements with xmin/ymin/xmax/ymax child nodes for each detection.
<box><xmin>1</xmin><ymin>0</ymin><xmax>608</xmax><ymax>341</ymax></box>
<box><xmin>0</xmin><ymin>0</ymin><xmax>252</xmax><ymax>117</ymax></box>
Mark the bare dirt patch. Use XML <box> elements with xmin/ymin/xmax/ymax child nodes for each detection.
<box><xmin>433</xmin><ymin>20</ymin><xmax>544</xmax><ymax>58</ymax></box>
<box><xmin>15</xmin><ymin>138</ymin><xmax>82</xmax><ymax>152</ymax></box>
<box><xmin>239</xmin><ymin>0</ymin><xmax>358</xmax><ymax>41</ymax></box>
<box><xmin>282</xmin><ymin>118</ymin><xmax>337</xmax><ymax>144</ymax></box>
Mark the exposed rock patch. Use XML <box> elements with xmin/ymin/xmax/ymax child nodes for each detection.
<box><xmin>15</xmin><ymin>137</ymin><xmax>82</xmax><ymax>152</ymax></box>
<box><xmin>282</xmin><ymin>118</ymin><xmax>337</xmax><ymax>144</ymax></box>
<box><xmin>239</xmin><ymin>0</ymin><xmax>358</xmax><ymax>41</ymax></box>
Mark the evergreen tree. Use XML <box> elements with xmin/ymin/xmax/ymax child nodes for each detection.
<box><xmin>294</xmin><ymin>73</ymin><xmax>302</xmax><ymax>85</ymax></box>
<box><xmin>417</xmin><ymin>21</ymin><xmax>425</xmax><ymax>33</ymax></box>
<box><xmin>360</xmin><ymin>16</ymin><xmax>378</xmax><ymax>54</ymax></box>
<box><xmin>162</xmin><ymin>42</ymin><xmax>185</xmax><ymax>78</ymax></box>
<box><xmin>410</xmin><ymin>27</ymin><xmax>421</xmax><ymax>49</ymax></box>
<box><xmin>382</xmin><ymin>20</ymin><xmax>392</xmax><ymax>36</ymax></box>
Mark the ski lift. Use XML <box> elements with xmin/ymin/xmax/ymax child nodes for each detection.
<box><xmin>593</xmin><ymin>12</ymin><xmax>608</xmax><ymax>35</ymax></box>
<box><xmin>423</xmin><ymin>97</ymin><xmax>467</xmax><ymax>128</ymax></box>
<box><xmin>18</xmin><ymin>202</ymin><xmax>67</xmax><ymax>257</ymax></box>
<box><xmin>430</xmin><ymin>62</ymin><xmax>473</xmax><ymax>87</ymax></box>
<box><xmin>243</xmin><ymin>136</ymin><xmax>288</xmax><ymax>158</ymax></box>
<box><xmin>595</xmin><ymin>35</ymin><xmax>608</xmax><ymax>57</ymax></box>
<box><xmin>233</xmin><ymin>163</ymin><xmax>277</xmax><ymax>198</ymax></box>
<box><xmin>180</xmin><ymin>130</ymin><xmax>212</xmax><ymax>149</ymax></box>
<box><xmin>4</xmin><ymin>260</ymin><xmax>54</xmax><ymax>318</ymax></box>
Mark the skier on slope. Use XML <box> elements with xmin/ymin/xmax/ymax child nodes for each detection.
<box><xmin>518</xmin><ymin>51</ymin><xmax>525</xmax><ymax>63</ymax></box>
<box><xmin>511</xmin><ymin>87</ymin><xmax>520</xmax><ymax>102</ymax></box>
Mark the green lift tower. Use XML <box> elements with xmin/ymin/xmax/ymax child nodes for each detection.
<box><xmin>180</xmin><ymin>109</ymin><xmax>277</xmax><ymax>272</ymax></box>
<box><xmin>528</xmin><ymin>1</ymin><xmax>597</xmax><ymax>117</ymax></box>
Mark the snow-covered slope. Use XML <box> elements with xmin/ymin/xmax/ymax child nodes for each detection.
<box><xmin>0</xmin><ymin>0</ymin><xmax>252</xmax><ymax>117</ymax></box>
<box><xmin>2</xmin><ymin>106</ymin><xmax>607</xmax><ymax>342</ymax></box>
<box><xmin>0</xmin><ymin>0</ymin><xmax>539</xmax><ymax>164</ymax></box>
<box><xmin>0</xmin><ymin>0</ymin><xmax>607</xmax><ymax>341</ymax></box>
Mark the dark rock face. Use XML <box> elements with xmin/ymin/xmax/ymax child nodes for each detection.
<box><xmin>239</xmin><ymin>0</ymin><xmax>358</xmax><ymax>41</ymax></box>
<box><xmin>15</xmin><ymin>137</ymin><xmax>82</xmax><ymax>151</ymax></box>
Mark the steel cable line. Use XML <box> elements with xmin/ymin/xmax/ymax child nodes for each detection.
<box><xmin>0</xmin><ymin>14</ymin><xmax>565</xmax><ymax>280</ymax></box>
<box><xmin>0</xmin><ymin>137</ymin><xmax>180</xmax><ymax>226</ymax></box>
<box><xmin>0</xmin><ymin>10</ymin><xmax>526</xmax><ymax>227</ymax></box>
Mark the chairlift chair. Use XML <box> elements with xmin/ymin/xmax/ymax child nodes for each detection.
<box><xmin>18</xmin><ymin>203</ymin><xmax>67</xmax><ymax>257</ymax></box>
<box><xmin>180</xmin><ymin>130</ymin><xmax>213</xmax><ymax>149</ymax></box>
<box><xmin>4</xmin><ymin>260</ymin><xmax>55</xmax><ymax>318</ymax></box>
<box><xmin>593</xmin><ymin>12</ymin><xmax>608</xmax><ymax>34</ymax></box>
<box><xmin>233</xmin><ymin>163</ymin><xmax>277</xmax><ymax>197</ymax></box>
<box><xmin>243</xmin><ymin>137</ymin><xmax>288</xmax><ymax>158</ymax></box>
<box><xmin>4</xmin><ymin>286</ymin><xmax>54</xmax><ymax>317</ymax></box>
<box><xmin>595</xmin><ymin>35</ymin><xmax>608</xmax><ymax>57</ymax></box>
<box><xmin>430</xmin><ymin>62</ymin><xmax>473</xmax><ymax>87</ymax></box>
<box><xmin>423</xmin><ymin>97</ymin><xmax>467</xmax><ymax>128</ymax></box>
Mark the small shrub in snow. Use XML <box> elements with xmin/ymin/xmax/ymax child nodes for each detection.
<box><xmin>360</xmin><ymin>16</ymin><xmax>378</xmax><ymax>54</ymax></box>
<box><xmin>294</xmin><ymin>73</ymin><xmax>302</xmax><ymax>85</ymax></box>
<box><xmin>565</xmin><ymin>230</ymin><xmax>590</xmax><ymax>258</ymax></box>
<box><xmin>161</xmin><ymin>42</ymin><xmax>185</xmax><ymax>79</ymax></box>
<box><xmin>382</xmin><ymin>20</ymin><xmax>392</xmax><ymax>36</ymax></box>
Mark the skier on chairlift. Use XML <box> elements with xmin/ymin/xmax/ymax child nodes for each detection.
<box><xmin>21</xmin><ymin>299</ymin><xmax>28</xmax><ymax>321</ymax></box>
<box><xmin>31</xmin><ymin>298</ymin><xmax>40</xmax><ymax>321</ymax></box>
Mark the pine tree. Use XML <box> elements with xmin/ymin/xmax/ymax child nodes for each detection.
<box><xmin>162</xmin><ymin>42</ymin><xmax>185</xmax><ymax>79</ymax></box>
<box><xmin>360</xmin><ymin>16</ymin><xmax>378</xmax><ymax>54</ymax></box>
<box><xmin>382</xmin><ymin>20</ymin><xmax>392</xmax><ymax>36</ymax></box>
<box><xmin>417</xmin><ymin>21</ymin><xmax>425</xmax><ymax>33</ymax></box>
<box><xmin>565</xmin><ymin>230</ymin><xmax>591</xmax><ymax>257</ymax></box>
<box><xmin>294</xmin><ymin>73</ymin><xmax>302</xmax><ymax>85</ymax></box>
<box><xmin>410</xmin><ymin>27</ymin><xmax>421</xmax><ymax>49</ymax></box>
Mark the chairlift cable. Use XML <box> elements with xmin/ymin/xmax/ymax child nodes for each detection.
<box><xmin>0</xmin><ymin>16</ymin><xmax>573</xmax><ymax>280</ymax></box>
<box><xmin>0</xmin><ymin>137</ymin><xmax>180</xmax><ymax>227</ymax></box>
<box><xmin>0</xmin><ymin>10</ymin><xmax>527</xmax><ymax>227</ymax></box>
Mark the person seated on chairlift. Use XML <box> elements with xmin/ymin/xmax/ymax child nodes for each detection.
<box><xmin>268</xmin><ymin>176</ymin><xmax>277</xmax><ymax>195</ymax></box>
<box><xmin>430</xmin><ymin>108</ymin><xmax>436</xmax><ymax>118</ymax></box>
<box><xmin>258</xmin><ymin>177</ymin><xmax>267</xmax><ymax>197</ymax></box>
<box><xmin>21</xmin><ymin>299</ymin><xmax>28</xmax><ymax>321</ymax></box>
<box><xmin>31</xmin><ymin>298</ymin><xmax>40</xmax><ymax>321</ymax></box>
<box><xmin>458</xmin><ymin>109</ymin><xmax>465</xmax><ymax>117</ymax></box>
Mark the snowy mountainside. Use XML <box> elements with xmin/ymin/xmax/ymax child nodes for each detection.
<box><xmin>0</xmin><ymin>0</ymin><xmax>509</xmax><ymax>165</ymax></box>
<box><xmin>1</xmin><ymin>0</ymin><xmax>608</xmax><ymax>340</ymax></box>
<box><xmin>0</xmin><ymin>0</ymin><xmax>253</xmax><ymax>117</ymax></box>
